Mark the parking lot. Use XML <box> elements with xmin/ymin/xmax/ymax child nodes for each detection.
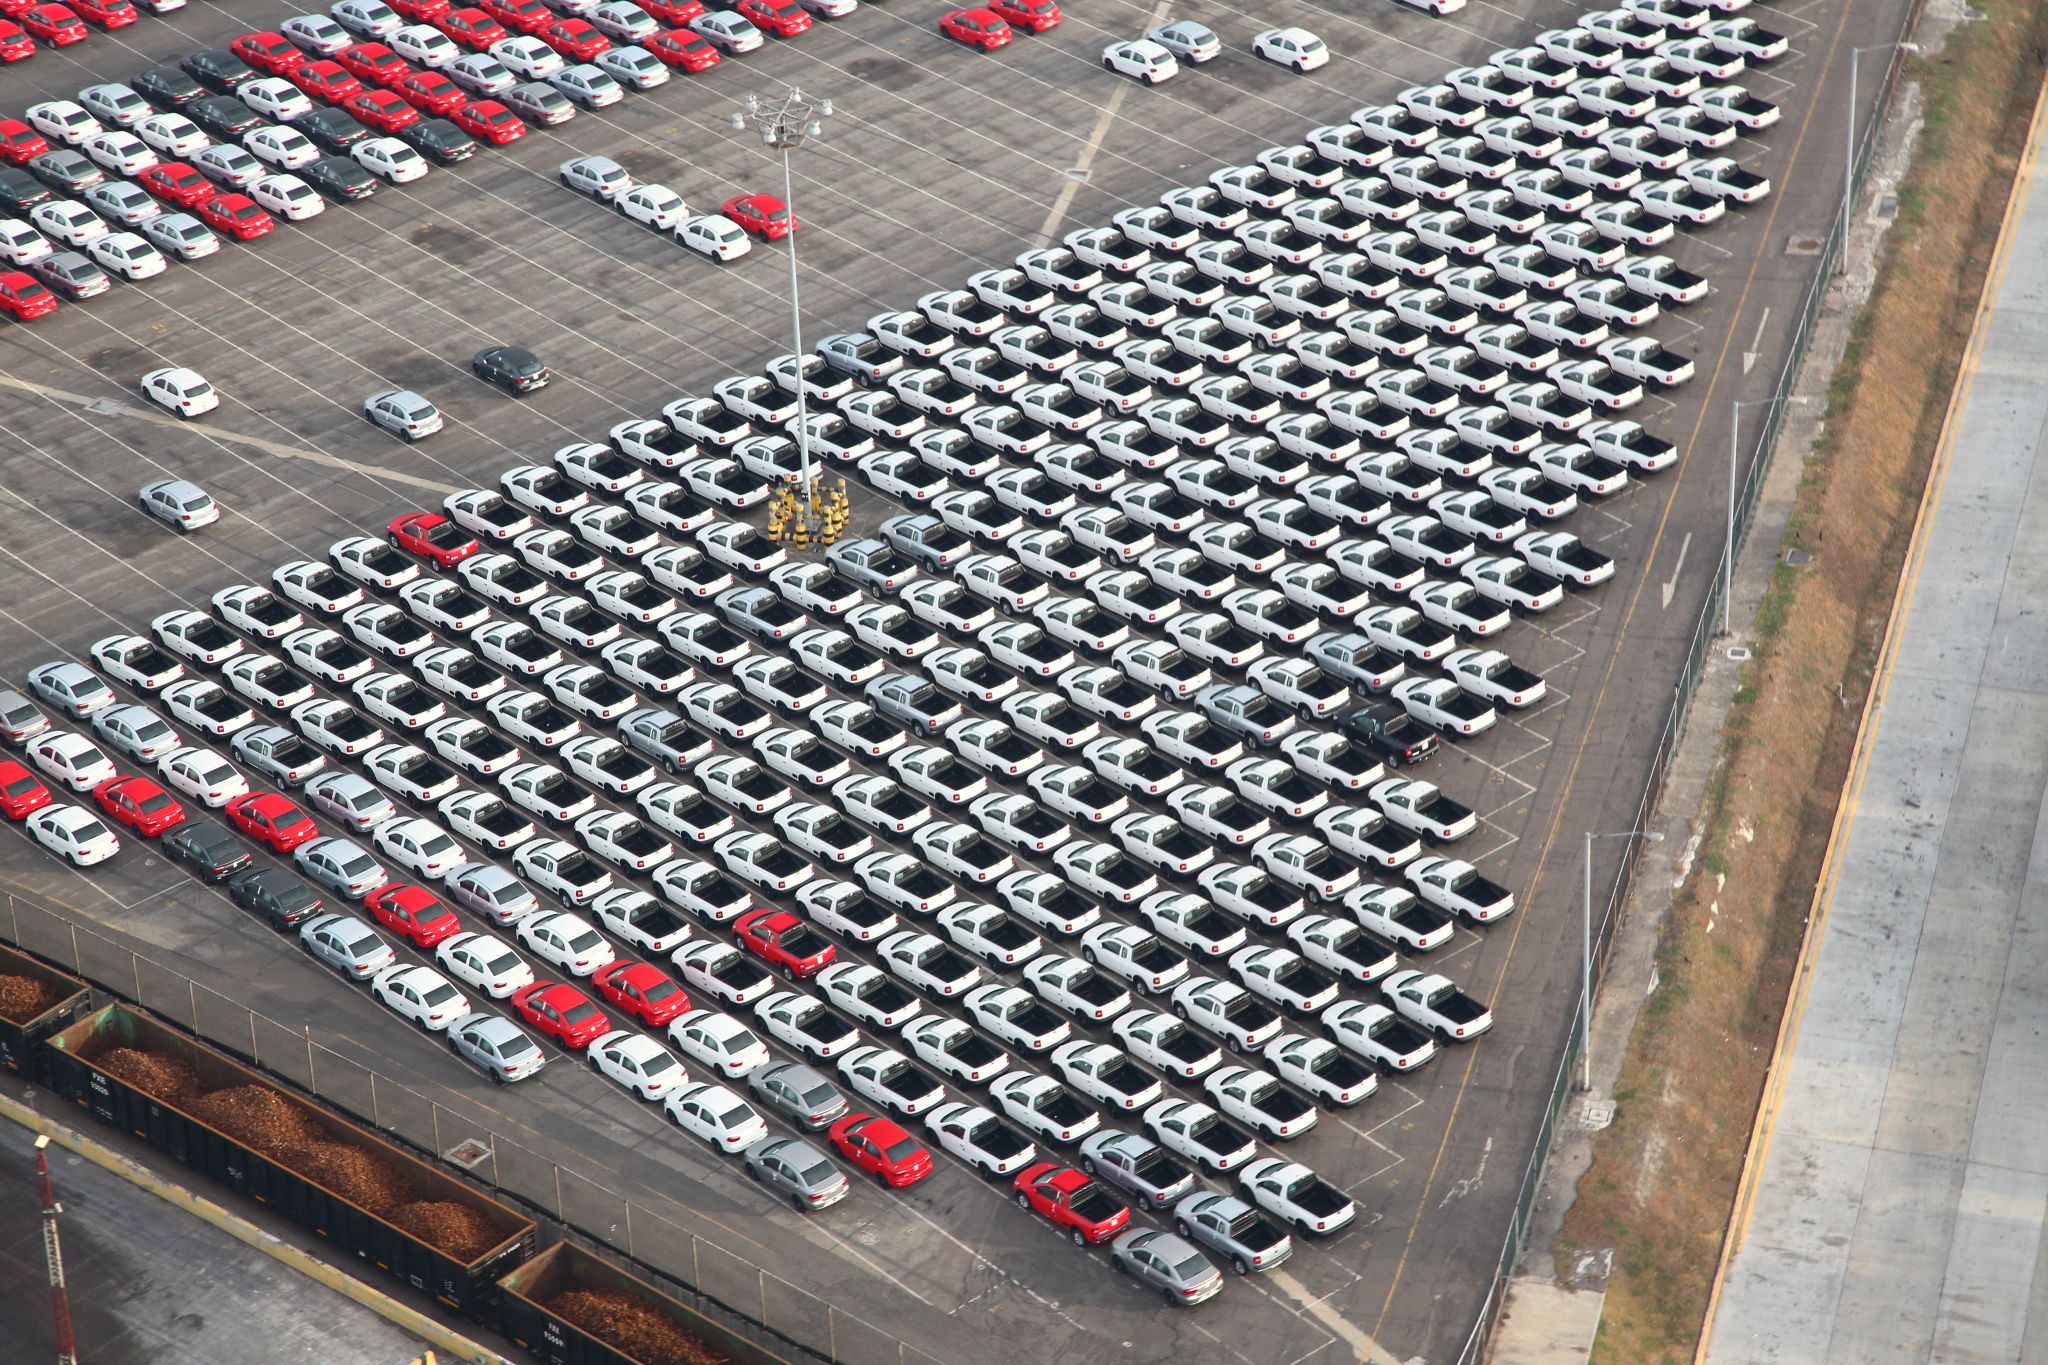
<box><xmin>0</xmin><ymin>0</ymin><xmax>1911</xmax><ymax>1360</ymax></box>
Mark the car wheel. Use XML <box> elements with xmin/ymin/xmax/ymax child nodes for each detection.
<box><xmin>1014</xmin><ymin>1192</ymin><xmax>1031</xmax><ymax>1209</ymax></box>
<box><xmin>790</xmin><ymin>1193</ymin><xmax>807</xmax><ymax>1212</ymax></box>
<box><xmin>1080</xmin><ymin>1156</ymin><xmax>1096</xmax><ymax>1175</ymax></box>
<box><xmin>1101</xmin><ymin>57</ymin><xmax>1112</xmax><ymax>70</ymax></box>
<box><xmin>745</xmin><ymin>1162</ymin><xmax>761</xmax><ymax>1182</ymax></box>
<box><xmin>1070</xmin><ymin>1228</ymin><xmax>1087</xmax><ymax>1248</ymax></box>
<box><xmin>1110</xmin><ymin>1252</ymin><xmax>1125</xmax><ymax>1273</ymax></box>
<box><xmin>1171</xmin><ymin>1001</ymin><xmax>1189</xmax><ymax>1019</ymax></box>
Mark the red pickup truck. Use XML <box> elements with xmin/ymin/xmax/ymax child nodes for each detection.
<box><xmin>1012</xmin><ymin>1163</ymin><xmax>1130</xmax><ymax>1246</ymax></box>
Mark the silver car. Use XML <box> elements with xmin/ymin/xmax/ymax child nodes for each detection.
<box><xmin>139</xmin><ymin>212</ymin><xmax>220</xmax><ymax>261</ymax></box>
<box><xmin>0</xmin><ymin>688</ymin><xmax>50</xmax><ymax>745</ymax></box>
<box><xmin>559</xmin><ymin>154</ymin><xmax>632</xmax><ymax>200</ymax></box>
<box><xmin>298</xmin><ymin>912</ymin><xmax>396</xmax><ymax>981</ymax></box>
<box><xmin>1107</xmin><ymin>1228</ymin><xmax>1224</xmax><ymax>1305</ymax></box>
<box><xmin>747</xmin><ymin>1061</ymin><xmax>851</xmax><ymax>1131</ymax></box>
<box><xmin>1171</xmin><ymin>1191</ymin><xmax>1293</xmax><ymax>1275</ymax></box>
<box><xmin>303</xmin><ymin>771</ymin><xmax>397</xmax><ymax>832</ymax></box>
<box><xmin>294</xmin><ymin>837</ymin><xmax>389</xmax><ymax>899</ymax></box>
<box><xmin>364</xmin><ymin>389</ymin><xmax>444</xmax><ymax>442</ymax></box>
<box><xmin>742</xmin><ymin>1136</ymin><xmax>850</xmax><ymax>1212</ymax></box>
<box><xmin>27</xmin><ymin>662</ymin><xmax>115</xmax><ymax>718</ymax></box>
<box><xmin>139</xmin><ymin>478</ymin><xmax>222</xmax><ymax>533</ymax></box>
<box><xmin>1079</xmin><ymin>1129</ymin><xmax>1198</xmax><ymax>1210</ymax></box>
<box><xmin>448</xmin><ymin>861</ymin><xmax>541</xmax><ymax>926</ymax></box>
<box><xmin>448</xmin><ymin>1012</ymin><xmax>548</xmax><ymax>1084</ymax></box>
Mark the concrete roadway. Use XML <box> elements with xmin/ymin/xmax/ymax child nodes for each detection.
<box><xmin>0</xmin><ymin>0</ymin><xmax>1911</xmax><ymax>1360</ymax></box>
<box><xmin>1703</xmin><ymin>83</ymin><xmax>2048</xmax><ymax>1365</ymax></box>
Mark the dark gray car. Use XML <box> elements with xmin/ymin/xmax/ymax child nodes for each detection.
<box><xmin>1108</xmin><ymin>1228</ymin><xmax>1224</xmax><ymax>1304</ymax></box>
<box><xmin>748</xmin><ymin>1061</ymin><xmax>852</xmax><ymax>1131</ymax></box>
<box><xmin>742</xmin><ymin>1136</ymin><xmax>850</xmax><ymax>1212</ymax></box>
<box><xmin>1171</xmin><ymin>1190</ymin><xmax>1293</xmax><ymax>1275</ymax></box>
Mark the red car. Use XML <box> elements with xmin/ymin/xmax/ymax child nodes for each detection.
<box><xmin>1013</xmin><ymin>1163</ymin><xmax>1130</xmax><ymax>1244</ymax></box>
<box><xmin>644</xmin><ymin>27</ymin><xmax>717</xmax><ymax>70</ymax></box>
<box><xmin>734</xmin><ymin>907</ymin><xmax>836</xmax><ymax>980</ymax></box>
<box><xmin>435</xmin><ymin>6</ymin><xmax>508</xmax><ymax>49</ymax></box>
<box><xmin>989</xmin><ymin>0</ymin><xmax>1058</xmax><ymax>29</ymax></box>
<box><xmin>0</xmin><ymin>18</ymin><xmax>34</xmax><ymax>58</ymax></box>
<box><xmin>0</xmin><ymin>760</ymin><xmax>53</xmax><ymax>820</ymax></box>
<box><xmin>387</xmin><ymin>511</ymin><xmax>479</xmax><ymax>568</ymax></box>
<box><xmin>225</xmin><ymin>791</ymin><xmax>318</xmax><ymax>852</ymax></box>
<box><xmin>335</xmin><ymin>42</ymin><xmax>414</xmax><ymax>87</ymax></box>
<box><xmin>347</xmin><ymin>89</ymin><xmax>421</xmax><ymax>133</ymax></box>
<box><xmin>93</xmin><ymin>775</ymin><xmax>186</xmax><ymax>836</ymax></box>
<box><xmin>198</xmin><ymin>193</ymin><xmax>275</xmax><ymax>240</ymax></box>
<box><xmin>478</xmin><ymin>0</ymin><xmax>551</xmax><ymax>33</ymax></box>
<box><xmin>389</xmin><ymin>0</ymin><xmax>452</xmax><ymax>20</ymax></box>
<box><xmin>723</xmin><ymin>193</ymin><xmax>792</xmax><ymax>239</ymax></box>
<box><xmin>938</xmin><ymin>8</ymin><xmax>1010</xmax><ymax>49</ymax></box>
<box><xmin>829</xmin><ymin>1112</ymin><xmax>934</xmax><ymax>1188</ymax></box>
<box><xmin>0</xmin><ymin>271</ymin><xmax>56</xmax><ymax>320</ymax></box>
<box><xmin>366</xmin><ymin>883</ymin><xmax>462</xmax><ymax>948</ymax></box>
<box><xmin>71</xmin><ymin>0</ymin><xmax>134</xmax><ymax>25</ymax></box>
<box><xmin>140</xmin><ymin>162</ymin><xmax>214</xmax><ymax>206</ymax></box>
<box><xmin>512</xmin><ymin>982</ymin><xmax>611</xmax><ymax>1049</ymax></box>
<box><xmin>452</xmin><ymin>100</ymin><xmax>525</xmax><ymax>143</ymax></box>
<box><xmin>0</xmin><ymin>119</ymin><xmax>45</xmax><ymax>163</ymax></box>
<box><xmin>539</xmin><ymin>16</ymin><xmax>606</xmax><ymax>59</ymax></box>
<box><xmin>736</xmin><ymin>0</ymin><xmax>809</xmax><ymax>37</ymax></box>
<box><xmin>0</xmin><ymin>1</ymin><xmax>33</xmax><ymax>14</ymax></box>
<box><xmin>21</xmin><ymin>4</ymin><xmax>85</xmax><ymax>43</ymax></box>
<box><xmin>592</xmin><ymin>959</ymin><xmax>691</xmax><ymax>1026</ymax></box>
<box><xmin>396</xmin><ymin>70</ymin><xmax>466</xmax><ymax>115</ymax></box>
<box><xmin>292</xmin><ymin>60</ymin><xmax>365</xmax><ymax>104</ymax></box>
<box><xmin>641</xmin><ymin>0</ymin><xmax>703</xmax><ymax>22</ymax></box>
<box><xmin>230</xmin><ymin>31</ymin><xmax>306</xmax><ymax>74</ymax></box>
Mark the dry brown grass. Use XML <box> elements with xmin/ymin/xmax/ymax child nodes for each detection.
<box><xmin>1553</xmin><ymin>4</ymin><xmax>2048</xmax><ymax>1359</ymax></box>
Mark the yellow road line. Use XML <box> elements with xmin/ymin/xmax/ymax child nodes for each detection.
<box><xmin>1034</xmin><ymin>0</ymin><xmax>1174</xmax><ymax>245</ymax></box>
<box><xmin>1691</xmin><ymin>66</ymin><xmax>2048</xmax><ymax>1364</ymax></box>
<box><xmin>1369</xmin><ymin>0</ymin><xmax>1858</xmax><ymax>1334</ymax></box>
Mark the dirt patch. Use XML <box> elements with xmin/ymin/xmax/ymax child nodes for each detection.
<box><xmin>390</xmin><ymin>1201</ymin><xmax>498</xmax><ymax>1263</ymax></box>
<box><xmin>1554</xmin><ymin>3</ymin><xmax>2048</xmax><ymax>1360</ymax></box>
<box><xmin>0</xmin><ymin>974</ymin><xmax>61</xmax><ymax>1023</ymax></box>
<box><xmin>95</xmin><ymin>1046</ymin><xmax>201</xmax><ymax>1102</ymax></box>
<box><xmin>545</xmin><ymin>1288</ymin><xmax>727</xmax><ymax>1365</ymax></box>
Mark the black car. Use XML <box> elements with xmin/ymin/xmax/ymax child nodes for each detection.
<box><xmin>1339</xmin><ymin>700</ymin><xmax>1440</xmax><ymax>767</ymax></box>
<box><xmin>472</xmin><ymin>345</ymin><xmax>551</xmax><ymax>395</ymax></box>
<box><xmin>180</xmin><ymin>49</ymin><xmax>259</xmax><ymax>95</ymax></box>
<box><xmin>29</xmin><ymin>253</ymin><xmax>112</xmax><ymax>301</ymax></box>
<box><xmin>133</xmin><ymin>65</ymin><xmax>208</xmax><ymax>110</ymax></box>
<box><xmin>187</xmin><ymin>96</ymin><xmax>269</xmax><ymax>141</ymax></box>
<box><xmin>28</xmin><ymin>150</ymin><xmax>105</xmax><ymax>196</ymax></box>
<box><xmin>396</xmin><ymin>118</ymin><xmax>479</xmax><ymax>165</ymax></box>
<box><xmin>300</xmin><ymin>109</ymin><xmax>375</xmax><ymax>154</ymax></box>
<box><xmin>226</xmin><ymin>866</ymin><xmax>324</xmax><ymax>929</ymax></box>
<box><xmin>0</xmin><ymin>168</ymin><xmax>54</xmax><ymax>215</ymax></box>
<box><xmin>160</xmin><ymin>822</ymin><xmax>253</xmax><ymax>883</ymax></box>
<box><xmin>301</xmin><ymin>155</ymin><xmax>380</xmax><ymax>202</ymax></box>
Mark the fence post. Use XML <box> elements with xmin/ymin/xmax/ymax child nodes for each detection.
<box><xmin>692</xmin><ymin>1234</ymin><xmax>701</xmax><ymax>1288</ymax></box>
<box><xmin>828</xmin><ymin>1306</ymin><xmax>837</xmax><ymax>1362</ymax></box>
<box><xmin>431</xmin><ymin>1102</ymin><xmax>442</xmax><ymax>1155</ymax></box>
<box><xmin>758</xmin><ymin>1269</ymin><xmax>768</xmax><ymax>1326</ymax></box>
<box><xmin>249</xmin><ymin>1011</ymin><xmax>259</xmax><ymax>1065</ymax></box>
<box><xmin>370</xmin><ymin>1072</ymin><xmax>380</xmax><ymax>1128</ymax></box>
<box><xmin>188</xmin><ymin>979</ymin><xmax>199</xmax><ymax>1032</ymax></box>
<box><xmin>625</xmin><ymin>1200</ymin><xmax>635</xmax><ymax>1257</ymax></box>
<box><xmin>554</xmin><ymin>1163</ymin><xmax>565</xmax><ymax>1219</ymax></box>
<box><xmin>303</xmin><ymin>1025</ymin><xmax>316</xmax><ymax>1092</ymax></box>
<box><xmin>132</xmin><ymin>953</ymin><xmax>142</xmax><ymax>1003</ymax></box>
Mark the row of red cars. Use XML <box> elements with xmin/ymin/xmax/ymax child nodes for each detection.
<box><xmin>0</xmin><ymin>0</ymin><xmax>146</xmax><ymax>62</ymax></box>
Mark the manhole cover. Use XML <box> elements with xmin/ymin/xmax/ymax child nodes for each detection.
<box><xmin>443</xmin><ymin>1139</ymin><xmax>491</xmax><ymax>1170</ymax></box>
<box><xmin>87</xmin><ymin>399</ymin><xmax>125</xmax><ymax>416</ymax></box>
<box><xmin>1785</xmin><ymin>547</ymin><xmax>1812</xmax><ymax>567</ymax></box>
<box><xmin>1579</xmin><ymin>1100</ymin><xmax>1616</xmax><ymax>1131</ymax></box>
<box><xmin>1727</xmin><ymin>645</ymin><xmax>1753</xmax><ymax>662</ymax></box>
<box><xmin>1786</xmin><ymin>234</ymin><xmax>1824</xmax><ymax>256</ymax></box>
<box><xmin>1877</xmin><ymin>194</ymin><xmax>1899</xmax><ymax>219</ymax></box>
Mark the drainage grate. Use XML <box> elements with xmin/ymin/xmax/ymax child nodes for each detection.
<box><xmin>87</xmin><ymin>398</ymin><xmax>125</xmax><ymax>415</ymax></box>
<box><xmin>1786</xmin><ymin>234</ymin><xmax>1824</xmax><ymax>256</ymax></box>
<box><xmin>1784</xmin><ymin>547</ymin><xmax>1812</xmax><ymax>567</ymax></box>
<box><xmin>443</xmin><ymin>1139</ymin><xmax>491</xmax><ymax>1170</ymax></box>
<box><xmin>1579</xmin><ymin>1099</ymin><xmax>1616</xmax><ymax>1131</ymax></box>
<box><xmin>1065</xmin><ymin>168</ymin><xmax>1091</xmax><ymax>183</ymax></box>
<box><xmin>1727</xmin><ymin>644</ymin><xmax>1753</xmax><ymax>662</ymax></box>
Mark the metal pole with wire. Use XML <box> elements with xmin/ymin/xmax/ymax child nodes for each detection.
<box><xmin>732</xmin><ymin>89</ymin><xmax>833</xmax><ymax>545</ymax></box>
<box><xmin>1843</xmin><ymin>43</ymin><xmax>1918</xmax><ymax>276</ymax></box>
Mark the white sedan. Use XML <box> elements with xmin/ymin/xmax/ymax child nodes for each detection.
<box><xmin>1103</xmin><ymin>38</ymin><xmax>1179</xmax><ymax>83</ymax></box>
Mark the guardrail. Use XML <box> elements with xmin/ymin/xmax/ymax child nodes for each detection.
<box><xmin>0</xmin><ymin>893</ymin><xmax>941</xmax><ymax>1365</ymax></box>
<box><xmin>1449</xmin><ymin>17</ymin><xmax>1926</xmax><ymax>1364</ymax></box>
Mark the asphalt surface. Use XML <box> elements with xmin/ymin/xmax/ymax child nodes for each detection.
<box><xmin>0</xmin><ymin>1113</ymin><xmax>430</xmax><ymax>1364</ymax></box>
<box><xmin>0</xmin><ymin>0</ymin><xmax>1915</xmax><ymax>1361</ymax></box>
<box><xmin>1704</xmin><ymin>87</ymin><xmax>2048</xmax><ymax>1365</ymax></box>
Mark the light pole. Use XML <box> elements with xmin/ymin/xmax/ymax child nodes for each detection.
<box><xmin>1581</xmin><ymin>828</ymin><xmax>1664</xmax><ymax>1092</ymax></box>
<box><xmin>1725</xmin><ymin>395</ymin><xmax>1808</xmax><ymax>636</ymax></box>
<box><xmin>731</xmin><ymin>88</ymin><xmax>833</xmax><ymax>535</ymax></box>
<box><xmin>1843</xmin><ymin>42</ymin><xmax>1918</xmax><ymax>273</ymax></box>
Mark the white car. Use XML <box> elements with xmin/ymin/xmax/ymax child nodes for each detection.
<box><xmin>669</xmin><ymin>1008</ymin><xmax>774</xmax><ymax>1077</ymax></box>
<box><xmin>370</xmin><ymin>965</ymin><xmax>470</xmax><ymax>1032</ymax></box>
<box><xmin>1252</xmin><ymin>27</ymin><xmax>1330</xmax><ymax>71</ymax></box>
<box><xmin>926</xmin><ymin>1102</ymin><xmax>1041</xmax><ymax>1178</ymax></box>
<box><xmin>371</xmin><ymin>815</ymin><xmax>465</xmax><ymax>880</ymax></box>
<box><xmin>616</xmin><ymin>182</ymin><xmax>690</xmax><ymax>231</ymax></box>
<box><xmin>353</xmin><ymin>137</ymin><xmax>430</xmax><ymax>184</ymax></box>
<box><xmin>250</xmin><ymin>174</ymin><xmax>324</xmax><ymax>221</ymax></box>
<box><xmin>664</xmin><ymin>1082</ymin><xmax>771</xmax><ymax>1152</ymax></box>
<box><xmin>587</xmin><ymin>1030</ymin><xmax>686</xmax><ymax>1100</ymax></box>
<box><xmin>515</xmin><ymin>909</ymin><xmax>616</xmax><ymax>974</ymax></box>
<box><xmin>1103</xmin><ymin>38</ymin><xmax>1178</xmax><ymax>83</ymax></box>
<box><xmin>677</xmin><ymin>215</ymin><xmax>752</xmax><ymax>261</ymax></box>
<box><xmin>28</xmin><ymin>804</ymin><xmax>121</xmax><ymax>866</ymax></box>
<box><xmin>28</xmin><ymin>731</ymin><xmax>119</xmax><ymax>791</ymax></box>
<box><xmin>156</xmin><ymin>745</ymin><xmax>249</xmax><ymax>807</ymax></box>
<box><xmin>1406</xmin><ymin>854</ymin><xmax>1516</xmax><ymax>924</ymax></box>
